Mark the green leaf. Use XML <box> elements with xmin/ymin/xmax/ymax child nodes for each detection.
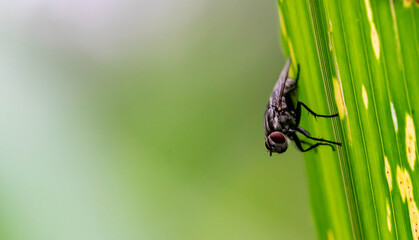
<box><xmin>277</xmin><ymin>0</ymin><xmax>419</xmax><ymax>239</ymax></box>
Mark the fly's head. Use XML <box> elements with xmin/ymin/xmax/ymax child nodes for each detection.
<box><xmin>265</xmin><ymin>131</ymin><xmax>288</xmax><ymax>156</ymax></box>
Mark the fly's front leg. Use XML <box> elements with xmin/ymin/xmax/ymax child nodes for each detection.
<box><xmin>295</xmin><ymin>101</ymin><xmax>339</xmax><ymax>126</ymax></box>
<box><xmin>300</xmin><ymin>140</ymin><xmax>312</xmax><ymax>146</ymax></box>
<box><xmin>296</xmin><ymin>126</ymin><xmax>342</xmax><ymax>146</ymax></box>
<box><xmin>292</xmin><ymin>133</ymin><xmax>336</xmax><ymax>152</ymax></box>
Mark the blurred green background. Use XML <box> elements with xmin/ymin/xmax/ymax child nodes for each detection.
<box><xmin>0</xmin><ymin>1</ymin><xmax>314</xmax><ymax>239</ymax></box>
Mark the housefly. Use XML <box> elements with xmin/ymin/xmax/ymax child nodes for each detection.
<box><xmin>264</xmin><ymin>58</ymin><xmax>341</xmax><ymax>156</ymax></box>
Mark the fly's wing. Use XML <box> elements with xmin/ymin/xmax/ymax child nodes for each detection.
<box><xmin>269</xmin><ymin>58</ymin><xmax>291</xmax><ymax>109</ymax></box>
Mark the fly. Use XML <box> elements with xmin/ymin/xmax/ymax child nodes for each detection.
<box><xmin>264</xmin><ymin>58</ymin><xmax>342</xmax><ymax>156</ymax></box>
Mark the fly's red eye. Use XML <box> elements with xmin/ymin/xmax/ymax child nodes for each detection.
<box><xmin>269</xmin><ymin>132</ymin><xmax>286</xmax><ymax>144</ymax></box>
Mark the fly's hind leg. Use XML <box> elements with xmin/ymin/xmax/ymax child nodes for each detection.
<box><xmin>283</xmin><ymin>64</ymin><xmax>300</xmax><ymax>93</ymax></box>
<box><xmin>295</xmin><ymin>101</ymin><xmax>339</xmax><ymax>126</ymax></box>
<box><xmin>294</xmin><ymin>63</ymin><xmax>300</xmax><ymax>83</ymax></box>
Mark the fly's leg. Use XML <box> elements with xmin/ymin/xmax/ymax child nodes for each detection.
<box><xmin>296</xmin><ymin>126</ymin><xmax>342</xmax><ymax>146</ymax></box>
<box><xmin>283</xmin><ymin>64</ymin><xmax>300</xmax><ymax>93</ymax></box>
<box><xmin>292</xmin><ymin>133</ymin><xmax>336</xmax><ymax>152</ymax></box>
<box><xmin>295</xmin><ymin>101</ymin><xmax>339</xmax><ymax>126</ymax></box>
<box><xmin>295</xmin><ymin>63</ymin><xmax>300</xmax><ymax>83</ymax></box>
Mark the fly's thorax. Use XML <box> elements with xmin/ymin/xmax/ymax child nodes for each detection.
<box><xmin>264</xmin><ymin>107</ymin><xmax>280</xmax><ymax>135</ymax></box>
<box><xmin>276</xmin><ymin>111</ymin><xmax>295</xmax><ymax>134</ymax></box>
<box><xmin>264</xmin><ymin>105</ymin><xmax>296</xmax><ymax>137</ymax></box>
